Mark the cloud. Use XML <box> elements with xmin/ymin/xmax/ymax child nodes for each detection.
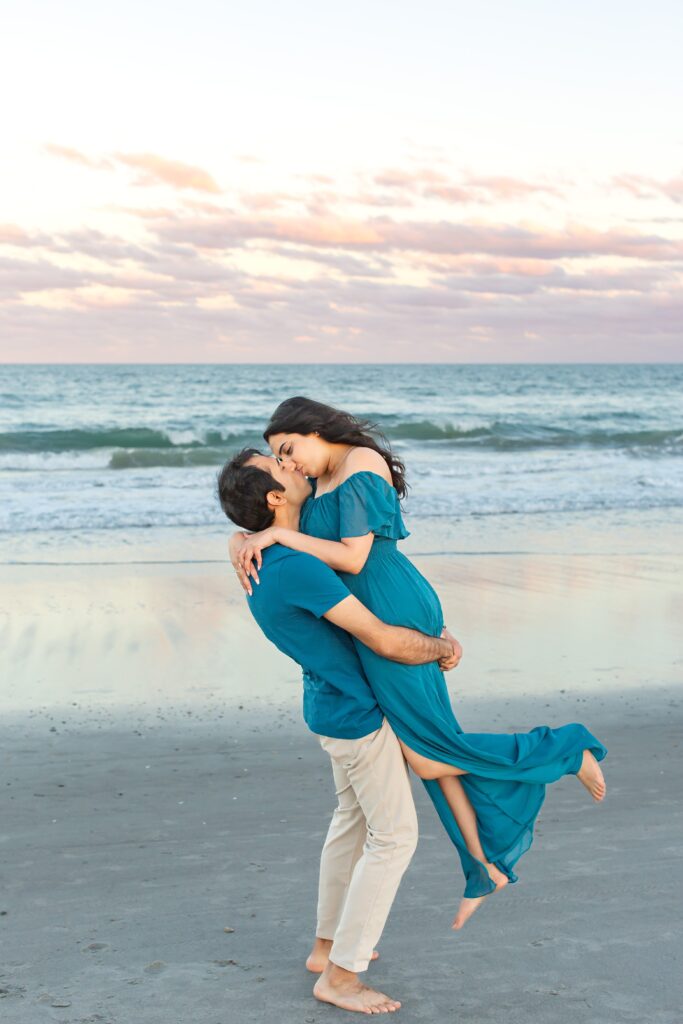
<box><xmin>3</xmin><ymin>273</ymin><xmax>682</xmax><ymax>363</ymax></box>
<box><xmin>463</xmin><ymin>175</ymin><xmax>561</xmax><ymax>200</ymax></box>
<box><xmin>0</xmin><ymin>257</ymin><xmax>88</xmax><ymax>298</ymax></box>
<box><xmin>155</xmin><ymin>213</ymin><xmax>385</xmax><ymax>249</ymax></box>
<box><xmin>4</xmin><ymin>154</ymin><xmax>683</xmax><ymax>362</ymax></box>
<box><xmin>374</xmin><ymin>168</ymin><xmax>448</xmax><ymax>190</ymax></box>
<box><xmin>267</xmin><ymin>245</ymin><xmax>393</xmax><ymax>278</ymax></box>
<box><xmin>239</xmin><ymin>192</ymin><xmax>301</xmax><ymax>211</ymax></box>
<box><xmin>149</xmin><ymin>209</ymin><xmax>683</xmax><ymax>261</ymax></box>
<box><xmin>0</xmin><ymin>224</ymin><xmax>53</xmax><ymax>247</ymax></box>
<box><xmin>371</xmin><ymin>168</ymin><xmax>561</xmax><ymax>204</ymax></box>
<box><xmin>613</xmin><ymin>172</ymin><xmax>683</xmax><ymax>203</ymax></box>
<box><xmin>440</xmin><ymin>264</ymin><xmax>670</xmax><ymax>296</ymax></box>
<box><xmin>113</xmin><ymin>152</ymin><xmax>221</xmax><ymax>193</ymax></box>
<box><xmin>44</xmin><ymin>143</ymin><xmax>111</xmax><ymax>170</ymax></box>
<box><xmin>45</xmin><ymin>143</ymin><xmax>221</xmax><ymax>193</ymax></box>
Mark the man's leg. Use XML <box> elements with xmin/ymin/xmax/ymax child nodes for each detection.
<box><xmin>307</xmin><ymin>753</ymin><xmax>367</xmax><ymax>972</ymax></box>
<box><xmin>313</xmin><ymin>719</ymin><xmax>418</xmax><ymax>1013</ymax></box>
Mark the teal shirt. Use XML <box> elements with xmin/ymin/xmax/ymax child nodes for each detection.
<box><xmin>245</xmin><ymin>545</ymin><xmax>383</xmax><ymax>739</ymax></box>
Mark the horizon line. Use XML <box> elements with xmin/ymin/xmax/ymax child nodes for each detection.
<box><xmin>1</xmin><ymin>360</ymin><xmax>682</xmax><ymax>368</ymax></box>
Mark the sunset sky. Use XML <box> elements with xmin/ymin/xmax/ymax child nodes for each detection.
<box><xmin>2</xmin><ymin>0</ymin><xmax>682</xmax><ymax>362</ymax></box>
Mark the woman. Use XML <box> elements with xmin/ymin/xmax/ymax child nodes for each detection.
<box><xmin>230</xmin><ymin>397</ymin><xmax>607</xmax><ymax>929</ymax></box>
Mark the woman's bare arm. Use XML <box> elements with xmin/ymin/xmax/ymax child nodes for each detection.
<box><xmin>234</xmin><ymin>525</ymin><xmax>374</xmax><ymax>578</ymax></box>
<box><xmin>270</xmin><ymin>527</ymin><xmax>373</xmax><ymax>574</ymax></box>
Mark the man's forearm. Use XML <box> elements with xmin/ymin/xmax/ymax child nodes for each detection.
<box><xmin>376</xmin><ymin>624</ymin><xmax>450</xmax><ymax>665</ymax></box>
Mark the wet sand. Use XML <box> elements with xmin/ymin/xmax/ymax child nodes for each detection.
<box><xmin>1</xmin><ymin>532</ymin><xmax>682</xmax><ymax>1022</ymax></box>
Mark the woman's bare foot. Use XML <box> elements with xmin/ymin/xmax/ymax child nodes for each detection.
<box><xmin>577</xmin><ymin>749</ymin><xmax>606</xmax><ymax>802</ymax></box>
<box><xmin>306</xmin><ymin>937</ymin><xmax>379</xmax><ymax>973</ymax></box>
<box><xmin>314</xmin><ymin>962</ymin><xmax>400</xmax><ymax>1014</ymax></box>
<box><xmin>451</xmin><ymin>862</ymin><xmax>509</xmax><ymax>930</ymax></box>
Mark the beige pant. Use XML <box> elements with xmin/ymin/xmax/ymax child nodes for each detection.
<box><xmin>316</xmin><ymin>718</ymin><xmax>418</xmax><ymax>973</ymax></box>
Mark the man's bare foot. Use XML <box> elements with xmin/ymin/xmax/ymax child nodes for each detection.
<box><xmin>307</xmin><ymin>937</ymin><xmax>379</xmax><ymax>973</ymax></box>
<box><xmin>577</xmin><ymin>749</ymin><xmax>606</xmax><ymax>802</ymax></box>
<box><xmin>314</xmin><ymin>962</ymin><xmax>400</xmax><ymax>1014</ymax></box>
<box><xmin>451</xmin><ymin>862</ymin><xmax>509</xmax><ymax>930</ymax></box>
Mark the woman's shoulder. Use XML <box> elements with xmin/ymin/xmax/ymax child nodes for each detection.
<box><xmin>341</xmin><ymin>447</ymin><xmax>393</xmax><ymax>487</ymax></box>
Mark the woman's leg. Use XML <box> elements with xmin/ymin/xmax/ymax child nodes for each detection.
<box><xmin>398</xmin><ymin>741</ymin><xmax>469</xmax><ymax>780</ymax></box>
<box><xmin>438</xmin><ymin>776</ymin><xmax>490</xmax><ymax>865</ymax></box>
<box><xmin>438</xmin><ymin>776</ymin><xmax>509</xmax><ymax>929</ymax></box>
<box><xmin>399</xmin><ymin>741</ymin><xmax>508</xmax><ymax>929</ymax></box>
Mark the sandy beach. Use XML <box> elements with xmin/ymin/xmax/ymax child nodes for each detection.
<box><xmin>1</xmin><ymin>524</ymin><xmax>682</xmax><ymax>1023</ymax></box>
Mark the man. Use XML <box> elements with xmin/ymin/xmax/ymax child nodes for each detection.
<box><xmin>217</xmin><ymin>448</ymin><xmax>458</xmax><ymax>1015</ymax></box>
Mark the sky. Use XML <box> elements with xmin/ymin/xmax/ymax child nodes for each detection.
<box><xmin>1</xmin><ymin>0</ymin><xmax>682</xmax><ymax>362</ymax></box>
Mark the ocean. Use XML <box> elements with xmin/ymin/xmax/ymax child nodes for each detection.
<box><xmin>1</xmin><ymin>363</ymin><xmax>682</xmax><ymax>558</ymax></box>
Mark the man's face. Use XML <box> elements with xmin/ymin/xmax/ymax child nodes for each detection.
<box><xmin>246</xmin><ymin>453</ymin><xmax>312</xmax><ymax>510</ymax></box>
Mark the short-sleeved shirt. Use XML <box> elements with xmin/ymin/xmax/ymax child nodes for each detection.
<box><xmin>245</xmin><ymin>544</ymin><xmax>383</xmax><ymax>739</ymax></box>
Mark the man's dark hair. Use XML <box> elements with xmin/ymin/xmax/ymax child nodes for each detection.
<box><xmin>216</xmin><ymin>447</ymin><xmax>284</xmax><ymax>532</ymax></box>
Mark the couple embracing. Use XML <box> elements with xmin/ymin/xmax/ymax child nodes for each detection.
<box><xmin>218</xmin><ymin>396</ymin><xmax>607</xmax><ymax>1015</ymax></box>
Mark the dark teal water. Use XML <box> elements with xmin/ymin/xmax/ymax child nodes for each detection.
<box><xmin>1</xmin><ymin>363</ymin><xmax>681</xmax><ymax>538</ymax></box>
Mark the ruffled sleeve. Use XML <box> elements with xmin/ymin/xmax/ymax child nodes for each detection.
<box><xmin>337</xmin><ymin>472</ymin><xmax>410</xmax><ymax>541</ymax></box>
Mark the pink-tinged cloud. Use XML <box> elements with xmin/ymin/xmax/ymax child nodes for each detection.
<box><xmin>420</xmin><ymin>184</ymin><xmax>474</xmax><ymax>202</ymax></box>
<box><xmin>352</xmin><ymin>190</ymin><xmax>418</xmax><ymax>209</ymax></box>
<box><xmin>372</xmin><ymin>168</ymin><xmax>560</xmax><ymax>204</ymax></box>
<box><xmin>240</xmin><ymin>192</ymin><xmax>301</xmax><ymax>211</ymax></box>
<box><xmin>151</xmin><ymin>210</ymin><xmax>683</xmax><ymax>261</ymax></box>
<box><xmin>613</xmin><ymin>172</ymin><xmax>683</xmax><ymax>204</ymax></box>
<box><xmin>384</xmin><ymin>220</ymin><xmax>680</xmax><ymax>260</ymax></box>
<box><xmin>114</xmin><ymin>206</ymin><xmax>178</xmax><ymax>220</ymax></box>
<box><xmin>373</xmin><ymin>168</ymin><xmax>448</xmax><ymax>189</ymax></box>
<box><xmin>45</xmin><ymin>143</ymin><xmax>220</xmax><ymax>193</ymax></box>
<box><xmin>0</xmin><ymin>224</ymin><xmax>35</xmax><ymax>246</ymax></box>
<box><xmin>297</xmin><ymin>173</ymin><xmax>335</xmax><ymax>185</ymax></box>
<box><xmin>44</xmin><ymin>143</ymin><xmax>111</xmax><ymax>170</ymax></box>
<box><xmin>4</xmin><ymin>158</ymin><xmax>683</xmax><ymax>362</ymax></box>
<box><xmin>113</xmin><ymin>152</ymin><xmax>221</xmax><ymax>193</ymax></box>
<box><xmin>156</xmin><ymin>213</ymin><xmax>384</xmax><ymax>249</ymax></box>
<box><xmin>0</xmin><ymin>257</ymin><xmax>88</xmax><ymax>297</ymax></box>
<box><xmin>4</xmin><ymin>277</ymin><xmax>682</xmax><ymax>363</ymax></box>
<box><xmin>462</xmin><ymin>175</ymin><xmax>561</xmax><ymax>200</ymax></box>
<box><xmin>0</xmin><ymin>224</ymin><xmax>53</xmax><ymax>248</ymax></box>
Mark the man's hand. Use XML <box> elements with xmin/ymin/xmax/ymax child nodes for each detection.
<box><xmin>438</xmin><ymin>626</ymin><xmax>463</xmax><ymax>672</ymax></box>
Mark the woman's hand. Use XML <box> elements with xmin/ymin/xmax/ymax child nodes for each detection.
<box><xmin>235</xmin><ymin>526</ymin><xmax>280</xmax><ymax>586</ymax></box>
<box><xmin>229</xmin><ymin>531</ymin><xmax>254</xmax><ymax>595</ymax></box>
<box><xmin>438</xmin><ymin>626</ymin><xmax>463</xmax><ymax>672</ymax></box>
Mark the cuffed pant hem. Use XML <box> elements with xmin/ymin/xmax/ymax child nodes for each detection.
<box><xmin>329</xmin><ymin>952</ymin><xmax>371</xmax><ymax>974</ymax></box>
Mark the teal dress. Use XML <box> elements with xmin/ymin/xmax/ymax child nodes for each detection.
<box><xmin>299</xmin><ymin>471</ymin><xmax>608</xmax><ymax>899</ymax></box>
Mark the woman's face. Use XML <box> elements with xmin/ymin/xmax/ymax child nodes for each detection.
<box><xmin>267</xmin><ymin>432</ymin><xmax>329</xmax><ymax>478</ymax></box>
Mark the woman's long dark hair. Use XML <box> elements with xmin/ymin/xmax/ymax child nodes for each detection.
<box><xmin>263</xmin><ymin>396</ymin><xmax>408</xmax><ymax>499</ymax></box>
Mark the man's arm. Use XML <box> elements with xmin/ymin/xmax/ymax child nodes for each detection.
<box><xmin>324</xmin><ymin>594</ymin><xmax>453</xmax><ymax>666</ymax></box>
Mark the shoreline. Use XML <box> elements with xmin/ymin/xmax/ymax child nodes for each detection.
<box><xmin>2</xmin><ymin>504</ymin><xmax>683</xmax><ymax>566</ymax></box>
<box><xmin>2</xmin><ymin>545</ymin><xmax>680</xmax><ymax>715</ymax></box>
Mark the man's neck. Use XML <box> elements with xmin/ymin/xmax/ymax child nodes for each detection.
<box><xmin>273</xmin><ymin>504</ymin><xmax>301</xmax><ymax>533</ymax></box>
